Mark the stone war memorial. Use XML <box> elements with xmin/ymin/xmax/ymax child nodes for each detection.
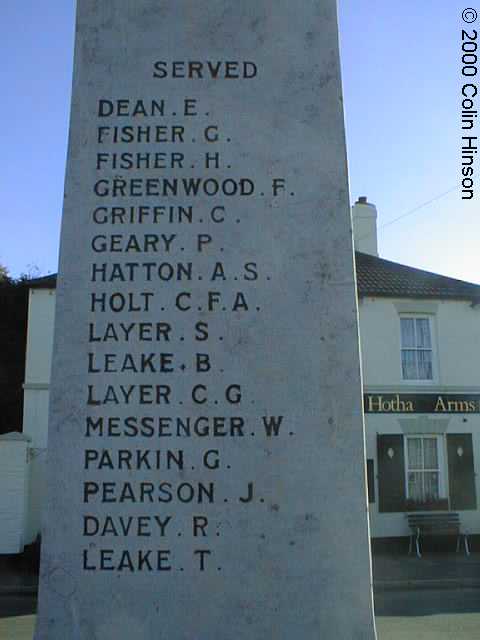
<box><xmin>35</xmin><ymin>1</ymin><xmax>377</xmax><ymax>638</ymax></box>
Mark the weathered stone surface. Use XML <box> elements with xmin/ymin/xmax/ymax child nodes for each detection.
<box><xmin>35</xmin><ymin>1</ymin><xmax>376</xmax><ymax>638</ymax></box>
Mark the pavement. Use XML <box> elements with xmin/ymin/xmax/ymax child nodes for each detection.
<box><xmin>373</xmin><ymin>551</ymin><xmax>480</xmax><ymax>591</ymax></box>
<box><xmin>1</xmin><ymin>550</ymin><xmax>480</xmax><ymax>638</ymax></box>
<box><xmin>375</xmin><ymin>614</ymin><xmax>480</xmax><ymax>639</ymax></box>
<box><xmin>2</xmin><ymin>614</ymin><xmax>480</xmax><ymax>640</ymax></box>
<box><xmin>0</xmin><ymin>615</ymin><xmax>35</xmax><ymax>640</ymax></box>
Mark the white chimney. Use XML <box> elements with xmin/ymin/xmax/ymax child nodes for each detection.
<box><xmin>352</xmin><ymin>196</ymin><xmax>378</xmax><ymax>256</ymax></box>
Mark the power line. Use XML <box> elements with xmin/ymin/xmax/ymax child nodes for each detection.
<box><xmin>379</xmin><ymin>184</ymin><xmax>461</xmax><ymax>232</ymax></box>
<box><xmin>356</xmin><ymin>184</ymin><xmax>461</xmax><ymax>243</ymax></box>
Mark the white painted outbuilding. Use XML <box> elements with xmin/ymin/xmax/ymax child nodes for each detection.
<box><xmin>0</xmin><ymin>432</ymin><xmax>31</xmax><ymax>553</ymax></box>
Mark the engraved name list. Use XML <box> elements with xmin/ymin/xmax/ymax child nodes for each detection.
<box><xmin>81</xmin><ymin>62</ymin><xmax>294</xmax><ymax>574</ymax></box>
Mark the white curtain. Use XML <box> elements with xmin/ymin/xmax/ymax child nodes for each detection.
<box><xmin>402</xmin><ymin>350</ymin><xmax>417</xmax><ymax>379</ymax></box>
<box><xmin>407</xmin><ymin>438</ymin><xmax>422</xmax><ymax>469</ymax></box>
<box><xmin>417</xmin><ymin>350</ymin><xmax>432</xmax><ymax>380</ymax></box>
<box><xmin>423</xmin><ymin>438</ymin><xmax>438</xmax><ymax>469</ymax></box>
<box><xmin>407</xmin><ymin>437</ymin><xmax>440</xmax><ymax>502</ymax></box>
<box><xmin>408</xmin><ymin>472</ymin><xmax>423</xmax><ymax>501</ymax></box>
<box><xmin>401</xmin><ymin>317</ymin><xmax>433</xmax><ymax>380</ymax></box>
<box><xmin>416</xmin><ymin>318</ymin><xmax>431</xmax><ymax>348</ymax></box>
<box><xmin>401</xmin><ymin>318</ymin><xmax>415</xmax><ymax>348</ymax></box>
<box><xmin>424</xmin><ymin>472</ymin><xmax>439</xmax><ymax>500</ymax></box>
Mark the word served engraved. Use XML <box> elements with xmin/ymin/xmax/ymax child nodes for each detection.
<box><xmin>82</xmin><ymin>64</ymin><xmax>291</xmax><ymax>575</ymax></box>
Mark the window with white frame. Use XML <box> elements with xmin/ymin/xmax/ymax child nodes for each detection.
<box><xmin>400</xmin><ymin>316</ymin><xmax>434</xmax><ymax>380</ymax></box>
<box><xmin>406</xmin><ymin>436</ymin><xmax>443</xmax><ymax>503</ymax></box>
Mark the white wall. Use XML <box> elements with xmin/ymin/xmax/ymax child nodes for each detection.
<box><xmin>352</xmin><ymin>199</ymin><xmax>378</xmax><ymax>256</ymax></box>
<box><xmin>22</xmin><ymin>287</ymin><xmax>55</xmax><ymax>543</ymax></box>
<box><xmin>359</xmin><ymin>297</ymin><xmax>480</xmax><ymax>389</ymax></box>
<box><xmin>365</xmin><ymin>414</ymin><xmax>480</xmax><ymax>537</ymax></box>
<box><xmin>359</xmin><ymin>296</ymin><xmax>480</xmax><ymax>537</ymax></box>
<box><xmin>23</xmin><ymin>288</ymin><xmax>55</xmax><ymax>448</ymax></box>
<box><xmin>0</xmin><ymin>435</ymin><xmax>30</xmax><ymax>553</ymax></box>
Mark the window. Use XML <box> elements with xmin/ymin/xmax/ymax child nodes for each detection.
<box><xmin>405</xmin><ymin>436</ymin><xmax>443</xmax><ymax>503</ymax></box>
<box><xmin>400</xmin><ymin>316</ymin><xmax>433</xmax><ymax>380</ymax></box>
<box><xmin>366</xmin><ymin>459</ymin><xmax>375</xmax><ymax>504</ymax></box>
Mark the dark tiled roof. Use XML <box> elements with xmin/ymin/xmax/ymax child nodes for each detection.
<box><xmin>28</xmin><ymin>254</ymin><xmax>480</xmax><ymax>303</ymax></box>
<box><xmin>356</xmin><ymin>252</ymin><xmax>480</xmax><ymax>302</ymax></box>
<box><xmin>28</xmin><ymin>275</ymin><xmax>57</xmax><ymax>289</ymax></box>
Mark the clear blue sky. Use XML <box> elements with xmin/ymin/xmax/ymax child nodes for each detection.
<box><xmin>1</xmin><ymin>1</ymin><xmax>478</xmax><ymax>282</ymax></box>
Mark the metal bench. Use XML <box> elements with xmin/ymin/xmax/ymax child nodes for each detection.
<box><xmin>406</xmin><ymin>512</ymin><xmax>470</xmax><ymax>558</ymax></box>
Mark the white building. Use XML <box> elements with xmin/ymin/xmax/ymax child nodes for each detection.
<box><xmin>355</xmin><ymin>197</ymin><xmax>480</xmax><ymax>541</ymax></box>
<box><xmin>2</xmin><ymin>198</ymin><xmax>480</xmax><ymax>551</ymax></box>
